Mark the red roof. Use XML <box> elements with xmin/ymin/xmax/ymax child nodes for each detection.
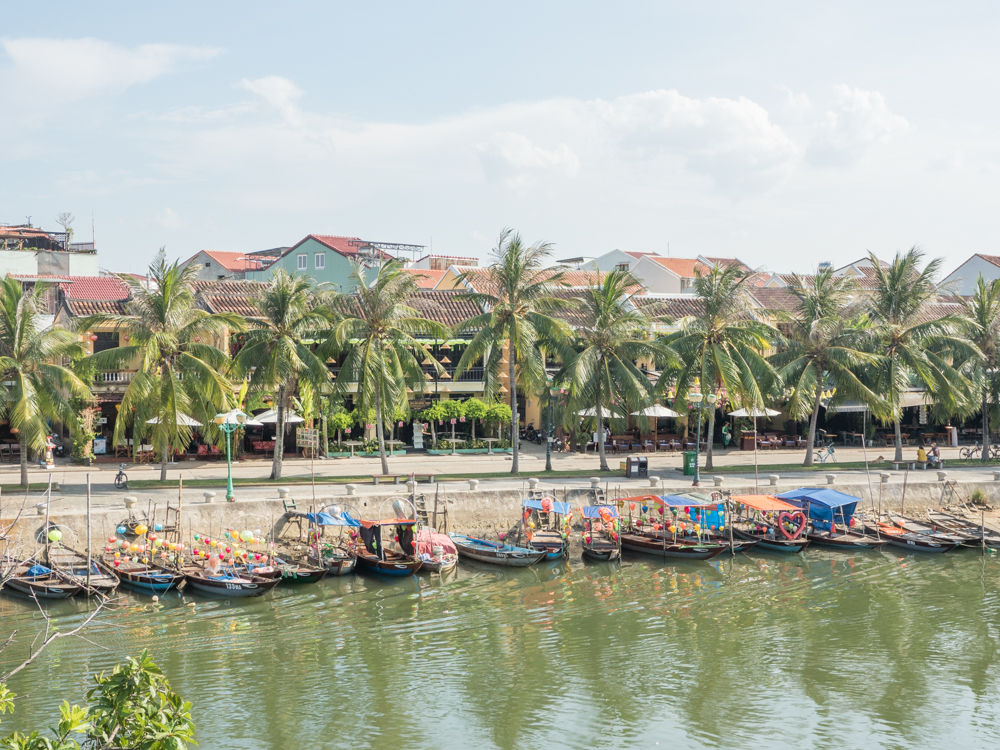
<box><xmin>11</xmin><ymin>274</ymin><xmax>130</xmax><ymax>301</ymax></box>
<box><xmin>305</xmin><ymin>235</ymin><xmax>392</xmax><ymax>259</ymax></box>
<box><xmin>644</xmin><ymin>256</ymin><xmax>749</xmax><ymax>278</ymax></box>
<box><xmin>414</xmin><ymin>253</ymin><xmax>478</xmax><ymax>264</ymax></box>
<box><xmin>184</xmin><ymin>250</ymin><xmax>276</xmax><ymax>272</ymax></box>
<box><xmin>402</xmin><ymin>268</ymin><xmax>447</xmax><ymax>289</ymax></box>
<box><xmin>623</xmin><ymin>251</ymin><xmax>660</xmax><ymax>259</ymax></box>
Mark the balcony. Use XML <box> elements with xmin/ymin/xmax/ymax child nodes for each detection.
<box><xmin>94</xmin><ymin>371</ymin><xmax>136</xmax><ymax>393</ymax></box>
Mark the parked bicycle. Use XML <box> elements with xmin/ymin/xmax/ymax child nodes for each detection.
<box><xmin>816</xmin><ymin>443</ymin><xmax>837</xmax><ymax>463</ymax></box>
<box><xmin>114</xmin><ymin>463</ymin><xmax>129</xmax><ymax>490</ymax></box>
<box><xmin>959</xmin><ymin>443</ymin><xmax>1000</xmax><ymax>460</ymax></box>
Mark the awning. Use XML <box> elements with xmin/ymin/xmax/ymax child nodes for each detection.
<box><xmin>522</xmin><ymin>498</ymin><xmax>572</xmax><ymax>515</ymax></box>
<box><xmin>581</xmin><ymin>505</ymin><xmax>620</xmax><ymax>519</ymax></box>
<box><xmin>631</xmin><ymin>405</ymin><xmax>680</xmax><ymax>418</ymax></box>
<box><xmin>728</xmin><ymin>407</ymin><xmax>781</xmax><ymax>417</ymax></box>
<box><xmin>776</xmin><ymin>488</ymin><xmax>860</xmax><ymax>525</ymax></box>
<box><xmin>828</xmin><ymin>392</ymin><xmax>930</xmax><ymax>414</ymax></box>
<box><xmin>303</xmin><ymin>511</ymin><xmax>360</xmax><ymax>528</ymax></box>
<box><xmin>657</xmin><ymin>494</ymin><xmax>720</xmax><ymax>509</ymax></box>
<box><xmin>731</xmin><ymin>495</ymin><xmax>800</xmax><ymax>512</ymax></box>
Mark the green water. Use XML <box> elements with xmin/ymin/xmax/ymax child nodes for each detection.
<box><xmin>2</xmin><ymin>548</ymin><xmax>1000</xmax><ymax>749</ymax></box>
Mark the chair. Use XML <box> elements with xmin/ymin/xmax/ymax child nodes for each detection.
<box><xmin>757</xmin><ymin>437</ymin><xmax>773</xmax><ymax>450</ymax></box>
<box><xmin>209</xmin><ymin>446</ymin><xmax>222</xmax><ymax>460</ymax></box>
<box><xmin>197</xmin><ymin>445</ymin><xmax>209</xmax><ymax>459</ymax></box>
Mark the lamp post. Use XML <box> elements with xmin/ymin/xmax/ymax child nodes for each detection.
<box><xmin>689</xmin><ymin>390</ymin><xmax>717</xmax><ymax>487</ymax></box>
<box><xmin>214</xmin><ymin>410</ymin><xmax>247</xmax><ymax>502</ymax></box>
<box><xmin>544</xmin><ymin>379</ymin><xmax>560</xmax><ymax>472</ymax></box>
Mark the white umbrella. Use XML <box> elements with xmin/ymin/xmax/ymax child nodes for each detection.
<box><xmin>146</xmin><ymin>413</ymin><xmax>201</xmax><ymax>427</ymax></box>
<box><xmin>577</xmin><ymin>407</ymin><xmax>626</xmax><ymax>418</ymax></box>
<box><xmin>255</xmin><ymin>409</ymin><xmax>305</xmax><ymax>424</ymax></box>
<box><xmin>631</xmin><ymin>405</ymin><xmax>680</xmax><ymax>418</ymax></box>
<box><xmin>727</xmin><ymin>407</ymin><xmax>780</xmax><ymax>492</ymax></box>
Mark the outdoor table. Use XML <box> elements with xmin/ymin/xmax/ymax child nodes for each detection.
<box><xmin>343</xmin><ymin>440</ymin><xmax>364</xmax><ymax>458</ymax></box>
<box><xmin>385</xmin><ymin>439</ymin><xmax>404</xmax><ymax>452</ymax></box>
<box><xmin>482</xmin><ymin>437</ymin><xmax>500</xmax><ymax>454</ymax></box>
<box><xmin>443</xmin><ymin>438</ymin><xmax>464</xmax><ymax>456</ymax></box>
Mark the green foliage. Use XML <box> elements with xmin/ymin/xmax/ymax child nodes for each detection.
<box><xmin>0</xmin><ymin>650</ymin><xmax>194</xmax><ymax>750</ymax></box>
<box><xmin>971</xmin><ymin>488</ymin><xmax>987</xmax><ymax>505</ymax></box>
<box><xmin>437</xmin><ymin>399</ymin><xmax>466</xmax><ymax>420</ymax></box>
<box><xmin>463</xmin><ymin>397</ymin><xmax>488</xmax><ymax>422</ymax></box>
<box><xmin>418</xmin><ymin>402</ymin><xmax>446</xmax><ymax>423</ymax></box>
<box><xmin>485</xmin><ymin>402</ymin><xmax>512</xmax><ymax>425</ymax></box>
<box><xmin>327</xmin><ymin>405</ymin><xmax>353</xmax><ymax>434</ymax></box>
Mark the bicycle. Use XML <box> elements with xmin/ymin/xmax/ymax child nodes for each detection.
<box><xmin>961</xmin><ymin>443</ymin><xmax>1000</xmax><ymax>460</ymax></box>
<box><xmin>114</xmin><ymin>463</ymin><xmax>129</xmax><ymax>490</ymax></box>
<box><xmin>816</xmin><ymin>443</ymin><xmax>837</xmax><ymax>464</ymax></box>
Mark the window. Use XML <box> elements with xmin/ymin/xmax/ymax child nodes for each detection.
<box><xmin>314</xmin><ymin>253</ymin><xmax>325</xmax><ymax>270</ymax></box>
<box><xmin>297</xmin><ymin>254</ymin><xmax>307</xmax><ymax>270</ymax></box>
<box><xmin>205</xmin><ymin>261</ymin><xmax>211</xmax><ymax>267</ymax></box>
<box><xmin>615</xmin><ymin>262</ymin><xmax>629</xmax><ymax>272</ymax></box>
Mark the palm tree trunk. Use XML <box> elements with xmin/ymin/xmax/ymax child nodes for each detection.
<box><xmin>430</xmin><ymin>419</ymin><xmax>437</xmax><ymax>448</ymax></box>
<box><xmin>893</xmin><ymin>418</ymin><xmax>903</xmax><ymax>463</ymax></box>
<box><xmin>804</xmin><ymin>386</ymin><xmax>824</xmax><ymax>467</ymax></box>
<box><xmin>705</xmin><ymin>408</ymin><xmax>716</xmax><ymax>470</ymax></box>
<box><xmin>509</xmin><ymin>346</ymin><xmax>519</xmax><ymax>474</ymax></box>
<box><xmin>374</xmin><ymin>387</ymin><xmax>389</xmax><ymax>475</ymax></box>
<box><xmin>160</xmin><ymin>438</ymin><xmax>168</xmax><ymax>482</ymax></box>
<box><xmin>982</xmin><ymin>386</ymin><xmax>990</xmax><ymax>463</ymax></box>
<box><xmin>271</xmin><ymin>385</ymin><xmax>286</xmax><ymax>480</ymax></box>
<box><xmin>19</xmin><ymin>432</ymin><xmax>28</xmax><ymax>487</ymax></box>
<box><xmin>596</xmin><ymin>390</ymin><xmax>608</xmax><ymax>472</ymax></box>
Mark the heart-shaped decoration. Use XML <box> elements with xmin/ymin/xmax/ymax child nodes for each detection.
<box><xmin>777</xmin><ymin>510</ymin><xmax>807</xmax><ymax>540</ymax></box>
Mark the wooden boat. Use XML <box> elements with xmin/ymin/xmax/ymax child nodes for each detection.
<box><xmin>581</xmin><ymin>505</ymin><xmax>622</xmax><ymax>563</ymax></box>
<box><xmin>887</xmin><ymin>513</ymin><xmax>978</xmax><ymax>547</ymax></box>
<box><xmin>805</xmin><ymin>530</ymin><xmax>890</xmax><ymax>550</ymax></box>
<box><xmin>415</xmin><ymin>529</ymin><xmax>459</xmax><ymax>573</ymax></box>
<box><xmin>47</xmin><ymin>546</ymin><xmax>119</xmax><ymax>596</ymax></box>
<box><xmin>731</xmin><ymin>525</ymin><xmax>811</xmax><ymax>553</ymax></box>
<box><xmin>270</xmin><ymin>560</ymin><xmax>329</xmax><ymax>583</ymax></box>
<box><xmin>6</xmin><ymin>562</ymin><xmax>82</xmax><ymax>599</ymax></box>
<box><xmin>183</xmin><ymin>564</ymin><xmax>282</xmax><ymax>597</ymax></box>
<box><xmin>704</xmin><ymin>531</ymin><xmax>759</xmax><ymax>554</ymax></box>
<box><xmin>449</xmin><ymin>533</ymin><xmax>546</xmax><ymax>566</ymax></box>
<box><xmin>926</xmin><ymin>510</ymin><xmax>1000</xmax><ymax>548</ymax></box>
<box><xmin>620</xmin><ymin>532</ymin><xmax>728</xmax><ymax>560</ymax></box>
<box><xmin>582</xmin><ymin>539</ymin><xmax>621</xmax><ymax>563</ymax></box>
<box><xmin>355</xmin><ymin>550</ymin><xmax>422</xmax><ymax>576</ymax></box>
<box><xmin>355</xmin><ymin>519</ymin><xmax>423</xmax><ymax>577</ymax></box>
<box><xmin>320</xmin><ymin>546</ymin><xmax>357</xmax><ymax>576</ymax></box>
<box><xmin>105</xmin><ymin>557</ymin><xmax>184</xmax><ymax>595</ymax></box>
<box><xmin>522</xmin><ymin>497</ymin><xmax>571</xmax><ymax>560</ymax></box>
<box><xmin>860</xmin><ymin>520</ymin><xmax>957</xmax><ymax>553</ymax></box>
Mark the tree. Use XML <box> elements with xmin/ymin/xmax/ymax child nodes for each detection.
<box><xmin>770</xmin><ymin>268</ymin><xmax>885</xmax><ymax>466</ymax></box>
<box><xmin>464</xmin><ymin>397</ymin><xmax>488</xmax><ymax>441</ymax></box>
<box><xmin>331</xmin><ymin>260</ymin><xmax>446</xmax><ymax>475</ymax></box>
<box><xmin>84</xmin><ymin>252</ymin><xmax>240</xmax><ymax>480</ymax></box>
<box><xmin>659</xmin><ymin>263</ymin><xmax>778</xmax><ymax>470</ymax></box>
<box><xmin>865</xmin><ymin>249</ymin><xmax>971</xmax><ymax>462</ymax></box>
<box><xmin>0</xmin><ymin>277</ymin><xmax>90</xmax><ymax>486</ymax></box>
<box><xmin>956</xmin><ymin>276</ymin><xmax>1000</xmax><ymax>462</ymax></box>
<box><xmin>560</xmin><ymin>270</ymin><xmax>674</xmax><ymax>471</ymax></box>
<box><xmin>454</xmin><ymin>229</ymin><xmax>571</xmax><ymax>473</ymax></box>
<box><xmin>234</xmin><ymin>270</ymin><xmax>332</xmax><ymax>480</ymax></box>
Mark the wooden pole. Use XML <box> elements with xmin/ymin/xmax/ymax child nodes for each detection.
<box><xmin>177</xmin><ymin>475</ymin><xmax>183</xmax><ymax>547</ymax></box>
<box><xmin>901</xmin><ymin>467</ymin><xmax>909</xmax><ymax>517</ymax></box>
<box><xmin>44</xmin><ymin>476</ymin><xmax>52</xmax><ymax>563</ymax></box>
<box><xmin>86</xmin><ymin>474</ymin><xmax>92</xmax><ymax>591</ymax></box>
<box><xmin>983</xmin><ymin>509</ymin><xmax>987</xmax><ymax>556</ymax></box>
<box><xmin>726</xmin><ymin>493</ymin><xmax>734</xmax><ymax>555</ymax></box>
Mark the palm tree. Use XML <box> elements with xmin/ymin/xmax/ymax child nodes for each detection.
<box><xmin>659</xmin><ymin>263</ymin><xmax>778</xmax><ymax>470</ymax></box>
<box><xmin>233</xmin><ymin>270</ymin><xmax>333</xmax><ymax>480</ymax></box>
<box><xmin>84</xmin><ymin>252</ymin><xmax>241</xmax><ymax>480</ymax></box>
<box><xmin>956</xmin><ymin>276</ymin><xmax>1000</xmax><ymax>462</ymax></box>
<box><xmin>769</xmin><ymin>268</ymin><xmax>885</xmax><ymax>466</ymax></box>
<box><xmin>865</xmin><ymin>249</ymin><xmax>972</xmax><ymax>462</ymax></box>
<box><xmin>0</xmin><ymin>277</ymin><xmax>90</xmax><ymax>486</ymax></box>
<box><xmin>331</xmin><ymin>260</ymin><xmax>446</xmax><ymax>475</ymax></box>
<box><xmin>453</xmin><ymin>228</ymin><xmax>571</xmax><ymax>473</ymax></box>
<box><xmin>560</xmin><ymin>270</ymin><xmax>675</xmax><ymax>471</ymax></box>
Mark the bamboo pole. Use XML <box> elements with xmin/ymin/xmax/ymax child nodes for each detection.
<box><xmin>982</xmin><ymin>509</ymin><xmax>987</xmax><ymax>556</ymax></box>
<box><xmin>177</xmin><ymin>475</ymin><xmax>183</xmax><ymax>547</ymax></box>
<box><xmin>86</xmin><ymin>474</ymin><xmax>92</xmax><ymax>591</ymax></box>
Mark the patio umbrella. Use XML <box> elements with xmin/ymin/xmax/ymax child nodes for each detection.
<box><xmin>728</xmin><ymin>406</ymin><xmax>781</xmax><ymax>492</ymax></box>
<box><xmin>630</xmin><ymin>404</ymin><xmax>680</xmax><ymax>446</ymax></box>
<box><xmin>255</xmin><ymin>409</ymin><xmax>305</xmax><ymax>424</ymax></box>
<box><xmin>146</xmin><ymin>413</ymin><xmax>201</xmax><ymax>427</ymax></box>
<box><xmin>577</xmin><ymin>406</ymin><xmax>626</xmax><ymax>418</ymax></box>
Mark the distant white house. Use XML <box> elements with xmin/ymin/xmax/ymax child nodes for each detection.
<box><xmin>941</xmin><ymin>254</ymin><xmax>1000</xmax><ymax>296</ymax></box>
<box><xmin>575</xmin><ymin>249</ymin><xmax>662</xmax><ymax>273</ymax></box>
<box><xmin>630</xmin><ymin>255</ymin><xmax>750</xmax><ymax>294</ymax></box>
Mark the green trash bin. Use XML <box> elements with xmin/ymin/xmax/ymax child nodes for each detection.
<box><xmin>682</xmin><ymin>450</ymin><xmax>698</xmax><ymax>476</ymax></box>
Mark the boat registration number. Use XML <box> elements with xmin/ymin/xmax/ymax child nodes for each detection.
<box><xmin>225</xmin><ymin>583</ymin><xmax>244</xmax><ymax>590</ymax></box>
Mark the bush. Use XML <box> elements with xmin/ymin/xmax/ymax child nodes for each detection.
<box><xmin>971</xmin><ymin>488</ymin><xmax>988</xmax><ymax>505</ymax></box>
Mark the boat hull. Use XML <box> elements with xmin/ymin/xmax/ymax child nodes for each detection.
<box><xmin>6</xmin><ymin>577</ymin><xmax>81</xmax><ymax>599</ymax></box>
<box><xmin>184</xmin><ymin>570</ymin><xmax>281</xmax><ymax>597</ymax></box>
<box><xmin>419</xmin><ymin>555</ymin><xmax>459</xmax><ymax>573</ymax></box>
<box><xmin>114</xmin><ymin>568</ymin><xmax>184</xmax><ymax>595</ymax></box>
<box><xmin>323</xmin><ymin>555</ymin><xmax>357</xmax><ymax>575</ymax></box>
<box><xmin>582</xmin><ymin>545</ymin><xmax>621</xmax><ymax>563</ymax></box>
<box><xmin>732</xmin><ymin>527</ymin><xmax>810</xmax><ymax>553</ymax></box>
<box><xmin>861</xmin><ymin>523</ymin><xmax>956</xmax><ymax>553</ymax></box>
<box><xmin>620</xmin><ymin>534</ymin><xmax>727</xmax><ymax>560</ymax></box>
<box><xmin>354</xmin><ymin>552</ymin><xmax>422</xmax><ymax>577</ymax></box>
<box><xmin>449</xmin><ymin>534</ymin><xmax>546</xmax><ymax>567</ymax></box>
<box><xmin>806</xmin><ymin>532</ymin><xmax>889</xmax><ymax>550</ymax></box>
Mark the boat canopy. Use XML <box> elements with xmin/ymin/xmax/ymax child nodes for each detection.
<box><xmin>731</xmin><ymin>495</ymin><xmax>800</xmax><ymax>512</ymax></box>
<box><xmin>304</xmin><ymin>511</ymin><xmax>361</xmax><ymax>527</ymax></box>
<box><xmin>581</xmin><ymin>505</ymin><xmax>620</xmax><ymax>519</ymax></box>
<box><xmin>522</xmin><ymin>498</ymin><xmax>572</xmax><ymax>515</ymax></box>
<box><xmin>658</xmin><ymin>494</ymin><xmax>720</xmax><ymax>509</ymax></box>
<box><xmin>776</xmin><ymin>488</ymin><xmax>860</xmax><ymax>525</ymax></box>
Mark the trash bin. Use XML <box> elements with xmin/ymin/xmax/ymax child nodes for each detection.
<box><xmin>682</xmin><ymin>451</ymin><xmax>698</xmax><ymax>476</ymax></box>
<box><xmin>625</xmin><ymin>456</ymin><xmax>648</xmax><ymax>478</ymax></box>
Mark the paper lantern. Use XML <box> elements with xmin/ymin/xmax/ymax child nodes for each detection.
<box><xmin>117</xmin><ymin>526</ymin><xmax>127</xmax><ymax>535</ymax></box>
<box><xmin>47</xmin><ymin>529</ymin><xmax>62</xmax><ymax>542</ymax></box>
<box><xmin>135</xmin><ymin>525</ymin><xmax>148</xmax><ymax>536</ymax></box>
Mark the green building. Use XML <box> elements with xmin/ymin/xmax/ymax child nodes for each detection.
<box><xmin>246</xmin><ymin>234</ymin><xmax>421</xmax><ymax>291</ymax></box>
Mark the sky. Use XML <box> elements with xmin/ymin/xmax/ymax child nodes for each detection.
<box><xmin>2</xmin><ymin>1</ymin><xmax>999</xmax><ymax>276</ymax></box>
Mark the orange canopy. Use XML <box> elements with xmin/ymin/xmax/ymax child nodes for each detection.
<box><xmin>731</xmin><ymin>495</ymin><xmax>800</xmax><ymax>512</ymax></box>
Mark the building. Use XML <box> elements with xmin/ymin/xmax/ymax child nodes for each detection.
<box><xmin>579</xmin><ymin>249</ymin><xmax>662</xmax><ymax>274</ymax></box>
<box><xmin>0</xmin><ymin>223</ymin><xmax>98</xmax><ymax>278</ymax></box>
<box><xmin>410</xmin><ymin>254</ymin><xmax>478</xmax><ymax>271</ymax></box>
<box><xmin>941</xmin><ymin>254</ymin><xmax>1000</xmax><ymax>296</ymax></box>
<box><xmin>178</xmin><ymin>249</ymin><xmax>281</xmax><ymax>280</ymax></box>
<box><xmin>246</xmin><ymin>235</ymin><xmax>424</xmax><ymax>291</ymax></box>
<box><xmin>630</xmin><ymin>255</ymin><xmax>750</xmax><ymax>294</ymax></box>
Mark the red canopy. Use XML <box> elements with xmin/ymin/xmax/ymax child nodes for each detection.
<box><xmin>731</xmin><ymin>495</ymin><xmax>800</xmax><ymax>512</ymax></box>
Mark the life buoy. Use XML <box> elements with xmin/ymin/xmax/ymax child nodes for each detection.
<box><xmin>778</xmin><ymin>511</ymin><xmax>807</xmax><ymax>540</ymax></box>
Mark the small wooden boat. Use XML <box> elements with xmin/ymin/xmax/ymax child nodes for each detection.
<box><xmin>729</xmin><ymin>495</ymin><xmax>812</xmax><ymax>553</ymax></box>
<box><xmin>6</xmin><ymin>562</ymin><xmax>82</xmax><ymax>599</ymax></box>
<box><xmin>620</xmin><ymin>532</ymin><xmax>728</xmax><ymax>560</ymax></box>
<box><xmin>183</xmin><ymin>565</ymin><xmax>282</xmax><ymax>597</ymax></box>
<box><xmin>48</xmin><ymin>546</ymin><xmax>119</xmax><ymax>596</ymax></box>
<box><xmin>522</xmin><ymin>497</ymin><xmax>571</xmax><ymax>560</ymax></box>
<box><xmin>269</xmin><ymin>560</ymin><xmax>329</xmax><ymax>584</ymax></box>
<box><xmin>703</xmin><ymin>531</ymin><xmax>759</xmax><ymax>554</ymax></box>
<box><xmin>731</xmin><ymin>525</ymin><xmax>811</xmax><ymax>553</ymax></box>
<box><xmin>355</xmin><ymin>519</ymin><xmax>423</xmax><ymax>577</ymax></box>
<box><xmin>581</xmin><ymin>505</ymin><xmax>622</xmax><ymax>563</ymax></box>
<box><xmin>450</xmin><ymin>534</ymin><xmax>546</xmax><ymax>566</ymax></box>
<box><xmin>415</xmin><ymin>529</ymin><xmax>459</xmax><ymax>573</ymax></box>
<box><xmin>318</xmin><ymin>545</ymin><xmax>357</xmax><ymax>575</ymax></box>
<box><xmin>805</xmin><ymin>530</ymin><xmax>890</xmax><ymax>550</ymax></box>
<box><xmin>860</xmin><ymin>520</ymin><xmax>957</xmax><ymax>553</ymax></box>
<box><xmin>105</xmin><ymin>557</ymin><xmax>184</xmax><ymax>595</ymax></box>
<box><xmin>926</xmin><ymin>510</ymin><xmax>1000</xmax><ymax>548</ymax></box>
<box><xmin>887</xmin><ymin>513</ymin><xmax>978</xmax><ymax>547</ymax></box>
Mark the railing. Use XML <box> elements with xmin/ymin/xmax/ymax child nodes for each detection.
<box><xmin>326</xmin><ymin>364</ymin><xmax>485</xmax><ymax>383</ymax></box>
<box><xmin>100</xmin><ymin>371</ymin><xmax>136</xmax><ymax>384</ymax></box>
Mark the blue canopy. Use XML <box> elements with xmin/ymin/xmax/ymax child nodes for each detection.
<box><xmin>581</xmin><ymin>505</ymin><xmax>620</xmax><ymax>519</ymax></box>
<box><xmin>305</xmin><ymin>511</ymin><xmax>361</xmax><ymax>527</ymax></box>
<box><xmin>659</xmin><ymin>494</ymin><xmax>719</xmax><ymax>508</ymax></box>
<box><xmin>25</xmin><ymin>565</ymin><xmax>51</xmax><ymax>577</ymax></box>
<box><xmin>522</xmin><ymin>498</ymin><xmax>572</xmax><ymax>515</ymax></box>
<box><xmin>776</xmin><ymin>488</ymin><xmax>860</xmax><ymax>527</ymax></box>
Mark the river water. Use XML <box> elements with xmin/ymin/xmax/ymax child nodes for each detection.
<box><xmin>2</xmin><ymin>547</ymin><xmax>1000</xmax><ymax>749</ymax></box>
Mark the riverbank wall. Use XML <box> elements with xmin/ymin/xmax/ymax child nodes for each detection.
<box><xmin>2</xmin><ymin>475</ymin><xmax>997</xmax><ymax>554</ymax></box>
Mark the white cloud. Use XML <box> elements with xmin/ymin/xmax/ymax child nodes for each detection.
<box><xmin>240</xmin><ymin>76</ymin><xmax>303</xmax><ymax>124</ymax></box>
<box><xmin>0</xmin><ymin>37</ymin><xmax>220</xmax><ymax>100</ymax></box>
<box><xmin>476</xmin><ymin>132</ymin><xmax>580</xmax><ymax>189</ymax></box>
<box><xmin>154</xmin><ymin>207</ymin><xmax>183</xmax><ymax>230</ymax></box>
<box><xmin>809</xmin><ymin>85</ymin><xmax>910</xmax><ymax>166</ymax></box>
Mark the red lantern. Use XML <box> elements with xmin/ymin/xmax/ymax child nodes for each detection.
<box><xmin>88</xmin><ymin>333</ymin><xmax>98</xmax><ymax>342</ymax></box>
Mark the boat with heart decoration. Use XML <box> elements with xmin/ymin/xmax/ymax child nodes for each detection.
<box><xmin>730</xmin><ymin>495</ymin><xmax>812</xmax><ymax>553</ymax></box>
<box><xmin>776</xmin><ymin>488</ymin><xmax>890</xmax><ymax>551</ymax></box>
<box><xmin>355</xmin><ymin>518</ymin><xmax>423</xmax><ymax>576</ymax></box>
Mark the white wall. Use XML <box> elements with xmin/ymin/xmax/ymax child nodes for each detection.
<box><xmin>582</xmin><ymin>249</ymin><xmax>661</xmax><ymax>273</ymax></box>
<box><xmin>0</xmin><ymin>250</ymin><xmax>42</xmax><ymax>277</ymax></box>
<box><xmin>631</xmin><ymin>256</ymin><xmax>684</xmax><ymax>293</ymax></box>
<box><xmin>942</xmin><ymin>256</ymin><xmax>1000</xmax><ymax>296</ymax></box>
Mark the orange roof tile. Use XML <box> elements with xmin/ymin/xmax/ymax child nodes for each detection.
<box><xmin>402</xmin><ymin>268</ymin><xmax>448</xmax><ymax>289</ymax></box>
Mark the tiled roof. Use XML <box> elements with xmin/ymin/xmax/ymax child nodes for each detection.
<box><xmin>0</xmin><ymin>225</ymin><xmax>53</xmax><ymax>240</ymax></box>
<box><xmin>307</xmin><ymin>235</ymin><xmax>392</xmax><ymax>259</ymax></box>
<box><xmin>402</xmin><ymin>268</ymin><xmax>448</xmax><ymax>289</ymax></box>
<box><xmin>415</xmin><ymin>253</ymin><xmax>478</xmax><ymax>264</ymax></box>
<box><xmin>11</xmin><ymin>274</ymin><xmax>131</xmax><ymax>301</ymax></box>
<box><xmin>631</xmin><ymin>295</ymin><xmax>705</xmax><ymax>319</ymax></box>
<box><xmin>65</xmin><ymin>299</ymin><xmax>129</xmax><ymax>316</ymax></box>
<box><xmin>644</xmin><ymin>256</ymin><xmax>749</xmax><ymax>278</ymax></box>
<box><xmin>192</xmin><ymin>280</ymin><xmax>267</xmax><ymax>317</ymax></box>
<box><xmin>191</xmin><ymin>280</ymin><xmax>267</xmax><ymax>294</ymax></box>
<box><xmin>191</xmin><ymin>250</ymin><xmax>276</xmax><ymax>272</ymax></box>
<box><xmin>916</xmin><ymin>302</ymin><xmax>963</xmax><ymax>324</ymax></box>
<box><xmin>408</xmin><ymin>291</ymin><xmax>482</xmax><ymax>327</ymax></box>
<box><xmin>749</xmin><ymin>287</ymin><xmax>801</xmax><ymax>313</ymax></box>
<box><xmin>623</xmin><ymin>251</ymin><xmax>660</xmax><ymax>259</ymax></box>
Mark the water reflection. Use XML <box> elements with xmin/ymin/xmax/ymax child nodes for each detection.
<box><xmin>1</xmin><ymin>549</ymin><xmax>999</xmax><ymax>749</ymax></box>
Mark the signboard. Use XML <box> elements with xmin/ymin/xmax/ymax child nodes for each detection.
<box><xmin>412</xmin><ymin>421</ymin><xmax>424</xmax><ymax>450</ymax></box>
<box><xmin>296</xmin><ymin>428</ymin><xmax>319</xmax><ymax>449</ymax></box>
<box><xmin>93</xmin><ymin>438</ymin><xmax>107</xmax><ymax>455</ymax></box>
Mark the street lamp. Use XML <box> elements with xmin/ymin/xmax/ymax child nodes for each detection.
<box><xmin>545</xmin><ymin>379</ymin><xmax>560</xmax><ymax>472</ymax></box>
<box><xmin>214</xmin><ymin>410</ymin><xmax>247</xmax><ymax>502</ymax></box>
<box><xmin>689</xmin><ymin>390</ymin><xmax>717</xmax><ymax>487</ymax></box>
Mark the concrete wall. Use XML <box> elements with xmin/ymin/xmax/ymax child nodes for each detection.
<box><xmin>0</xmin><ymin>250</ymin><xmax>41</xmax><ymax>277</ymax></box>
<box><xmin>942</xmin><ymin>256</ymin><xmax>1000</xmax><ymax>296</ymax></box>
